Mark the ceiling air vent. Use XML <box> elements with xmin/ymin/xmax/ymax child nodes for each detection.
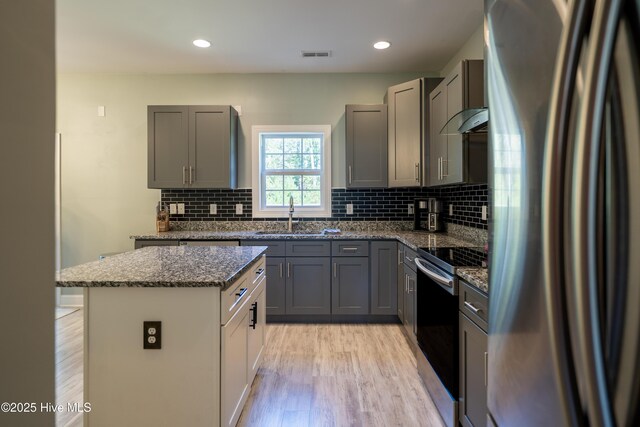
<box><xmin>301</xmin><ymin>51</ymin><xmax>332</xmax><ymax>58</ymax></box>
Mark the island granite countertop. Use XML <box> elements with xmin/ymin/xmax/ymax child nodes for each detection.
<box><xmin>457</xmin><ymin>267</ymin><xmax>489</xmax><ymax>293</ymax></box>
<box><xmin>56</xmin><ymin>246</ymin><xmax>267</xmax><ymax>290</ymax></box>
<box><xmin>130</xmin><ymin>230</ymin><xmax>479</xmax><ymax>252</ymax></box>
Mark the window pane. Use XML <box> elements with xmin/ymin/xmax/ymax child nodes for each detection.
<box><xmin>303</xmin><ymin>191</ymin><xmax>321</xmax><ymax>206</ymax></box>
<box><xmin>303</xmin><ymin>138</ymin><xmax>321</xmax><ymax>153</ymax></box>
<box><xmin>285</xmin><ymin>191</ymin><xmax>302</xmax><ymax>205</ymax></box>
<box><xmin>264</xmin><ymin>138</ymin><xmax>283</xmax><ymax>154</ymax></box>
<box><xmin>284</xmin><ymin>138</ymin><xmax>302</xmax><ymax>153</ymax></box>
<box><xmin>284</xmin><ymin>175</ymin><xmax>302</xmax><ymax>190</ymax></box>
<box><xmin>265</xmin><ymin>154</ymin><xmax>283</xmax><ymax>170</ymax></box>
<box><xmin>284</xmin><ymin>154</ymin><xmax>302</xmax><ymax>169</ymax></box>
<box><xmin>302</xmin><ymin>175</ymin><xmax>321</xmax><ymax>190</ymax></box>
<box><xmin>303</xmin><ymin>154</ymin><xmax>321</xmax><ymax>169</ymax></box>
<box><xmin>265</xmin><ymin>191</ymin><xmax>284</xmax><ymax>206</ymax></box>
<box><xmin>265</xmin><ymin>175</ymin><xmax>283</xmax><ymax>190</ymax></box>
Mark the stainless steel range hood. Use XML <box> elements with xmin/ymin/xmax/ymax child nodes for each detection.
<box><xmin>439</xmin><ymin>107</ymin><xmax>488</xmax><ymax>135</ymax></box>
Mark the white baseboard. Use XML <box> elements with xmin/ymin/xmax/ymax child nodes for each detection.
<box><xmin>59</xmin><ymin>294</ymin><xmax>84</xmax><ymax>307</ymax></box>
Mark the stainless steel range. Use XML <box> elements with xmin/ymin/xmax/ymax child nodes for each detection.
<box><xmin>414</xmin><ymin>246</ymin><xmax>484</xmax><ymax>426</ymax></box>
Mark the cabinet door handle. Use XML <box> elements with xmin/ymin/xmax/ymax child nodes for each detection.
<box><xmin>249</xmin><ymin>302</ymin><xmax>257</xmax><ymax>329</ymax></box>
<box><xmin>442</xmin><ymin>158</ymin><xmax>448</xmax><ymax>177</ymax></box>
<box><xmin>182</xmin><ymin>166</ymin><xmax>187</xmax><ymax>185</ymax></box>
<box><xmin>348</xmin><ymin>165</ymin><xmax>352</xmax><ymax>184</ymax></box>
<box><xmin>464</xmin><ymin>301</ymin><xmax>483</xmax><ymax>313</ymax></box>
<box><xmin>437</xmin><ymin>158</ymin><xmax>441</xmax><ymax>180</ymax></box>
<box><xmin>484</xmin><ymin>351</ymin><xmax>488</xmax><ymax>386</ymax></box>
<box><xmin>287</xmin><ymin>262</ymin><xmax>290</xmax><ymax>278</ymax></box>
<box><xmin>279</xmin><ymin>262</ymin><xmax>283</xmax><ymax>278</ymax></box>
<box><xmin>189</xmin><ymin>166</ymin><xmax>194</xmax><ymax>184</ymax></box>
<box><xmin>398</xmin><ymin>249</ymin><xmax>404</xmax><ymax>265</ymax></box>
<box><xmin>333</xmin><ymin>262</ymin><xmax>337</xmax><ymax>278</ymax></box>
<box><xmin>415</xmin><ymin>163</ymin><xmax>420</xmax><ymax>182</ymax></box>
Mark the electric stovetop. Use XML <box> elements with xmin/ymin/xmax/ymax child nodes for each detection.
<box><xmin>417</xmin><ymin>246</ymin><xmax>485</xmax><ymax>274</ymax></box>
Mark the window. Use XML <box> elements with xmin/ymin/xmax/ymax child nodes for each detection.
<box><xmin>252</xmin><ymin>125</ymin><xmax>331</xmax><ymax>217</ymax></box>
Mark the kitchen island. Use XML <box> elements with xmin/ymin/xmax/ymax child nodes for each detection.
<box><xmin>57</xmin><ymin>245</ymin><xmax>268</xmax><ymax>427</ymax></box>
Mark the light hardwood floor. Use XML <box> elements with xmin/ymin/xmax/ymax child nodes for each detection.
<box><xmin>55</xmin><ymin>312</ymin><xmax>443</xmax><ymax>427</ymax></box>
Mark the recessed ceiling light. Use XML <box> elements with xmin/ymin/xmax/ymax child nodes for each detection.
<box><xmin>373</xmin><ymin>41</ymin><xmax>391</xmax><ymax>50</ymax></box>
<box><xmin>193</xmin><ymin>39</ymin><xmax>211</xmax><ymax>48</ymax></box>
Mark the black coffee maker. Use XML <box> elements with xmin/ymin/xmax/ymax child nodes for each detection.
<box><xmin>414</xmin><ymin>198</ymin><xmax>443</xmax><ymax>231</ymax></box>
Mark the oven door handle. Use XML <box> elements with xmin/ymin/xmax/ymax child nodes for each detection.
<box><xmin>414</xmin><ymin>257</ymin><xmax>453</xmax><ymax>288</ymax></box>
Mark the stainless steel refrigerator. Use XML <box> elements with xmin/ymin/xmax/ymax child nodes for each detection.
<box><xmin>486</xmin><ymin>0</ymin><xmax>640</xmax><ymax>426</ymax></box>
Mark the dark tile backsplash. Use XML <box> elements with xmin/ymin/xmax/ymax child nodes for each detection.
<box><xmin>160</xmin><ymin>184</ymin><xmax>488</xmax><ymax>229</ymax></box>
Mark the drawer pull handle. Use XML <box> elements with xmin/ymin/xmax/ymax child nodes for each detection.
<box><xmin>342</xmin><ymin>247</ymin><xmax>359</xmax><ymax>252</ymax></box>
<box><xmin>464</xmin><ymin>301</ymin><xmax>483</xmax><ymax>313</ymax></box>
<box><xmin>255</xmin><ymin>268</ymin><xmax>265</xmax><ymax>275</ymax></box>
<box><xmin>405</xmin><ymin>255</ymin><xmax>413</xmax><ymax>263</ymax></box>
<box><xmin>236</xmin><ymin>288</ymin><xmax>248</xmax><ymax>299</ymax></box>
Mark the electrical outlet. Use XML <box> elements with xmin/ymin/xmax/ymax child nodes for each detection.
<box><xmin>449</xmin><ymin>204</ymin><xmax>454</xmax><ymax>216</ymax></box>
<box><xmin>236</xmin><ymin>204</ymin><xmax>243</xmax><ymax>215</ymax></box>
<box><xmin>482</xmin><ymin>205</ymin><xmax>488</xmax><ymax>221</ymax></box>
<box><xmin>177</xmin><ymin>203</ymin><xmax>185</xmax><ymax>215</ymax></box>
<box><xmin>97</xmin><ymin>106</ymin><xmax>105</xmax><ymax>117</ymax></box>
<box><xmin>210</xmin><ymin>204</ymin><xmax>217</xmax><ymax>215</ymax></box>
<box><xmin>408</xmin><ymin>204</ymin><xmax>414</xmax><ymax>215</ymax></box>
<box><xmin>346</xmin><ymin>204</ymin><xmax>354</xmax><ymax>215</ymax></box>
<box><xmin>169</xmin><ymin>204</ymin><xmax>177</xmax><ymax>215</ymax></box>
<box><xmin>143</xmin><ymin>321</ymin><xmax>162</xmax><ymax>350</ymax></box>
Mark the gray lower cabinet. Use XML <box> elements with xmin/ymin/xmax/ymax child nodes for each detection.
<box><xmin>370</xmin><ymin>241</ymin><xmax>397</xmax><ymax>315</ymax></box>
<box><xmin>459</xmin><ymin>313</ymin><xmax>488</xmax><ymax>427</ymax></box>
<box><xmin>331</xmin><ymin>257</ymin><xmax>369</xmax><ymax>315</ymax></box>
<box><xmin>459</xmin><ymin>280</ymin><xmax>488</xmax><ymax>427</ymax></box>
<box><xmin>134</xmin><ymin>239</ymin><xmax>179</xmax><ymax>249</ymax></box>
<box><xmin>285</xmin><ymin>257</ymin><xmax>331</xmax><ymax>315</ymax></box>
<box><xmin>345</xmin><ymin>104</ymin><xmax>388</xmax><ymax>188</ymax></box>
<box><xmin>148</xmin><ymin>105</ymin><xmax>237</xmax><ymax>189</ymax></box>
<box><xmin>265</xmin><ymin>257</ymin><xmax>286</xmax><ymax>315</ymax></box>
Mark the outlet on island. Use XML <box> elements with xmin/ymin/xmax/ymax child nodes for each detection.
<box><xmin>143</xmin><ymin>321</ymin><xmax>162</xmax><ymax>350</ymax></box>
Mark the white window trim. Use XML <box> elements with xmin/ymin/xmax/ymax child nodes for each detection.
<box><xmin>252</xmin><ymin>125</ymin><xmax>332</xmax><ymax>218</ymax></box>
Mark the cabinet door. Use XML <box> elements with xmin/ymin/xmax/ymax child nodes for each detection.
<box><xmin>345</xmin><ymin>104</ymin><xmax>388</xmax><ymax>188</ymax></box>
<box><xmin>148</xmin><ymin>106</ymin><xmax>189</xmax><ymax>189</ymax></box>
<box><xmin>429</xmin><ymin>82</ymin><xmax>447</xmax><ymax>186</ymax></box>
<box><xmin>265</xmin><ymin>257</ymin><xmax>286</xmax><ymax>315</ymax></box>
<box><xmin>221</xmin><ymin>305</ymin><xmax>250</xmax><ymax>427</ymax></box>
<box><xmin>188</xmin><ymin>106</ymin><xmax>237</xmax><ymax>189</ymax></box>
<box><xmin>443</xmin><ymin>65</ymin><xmax>464</xmax><ymax>185</ymax></box>
<box><xmin>388</xmin><ymin>79</ymin><xmax>422</xmax><ymax>187</ymax></box>
<box><xmin>459</xmin><ymin>313</ymin><xmax>488</xmax><ymax>427</ymax></box>
<box><xmin>286</xmin><ymin>257</ymin><xmax>331</xmax><ymax>315</ymax></box>
<box><xmin>247</xmin><ymin>278</ymin><xmax>266</xmax><ymax>384</ymax></box>
<box><xmin>331</xmin><ymin>257</ymin><xmax>369</xmax><ymax>315</ymax></box>
<box><xmin>403</xmin><ymin>264</ymin><xmax>417</xmax><ymax>338</ymax></box>
<box><xmin>397</xmin><ymin>246</ymin><xmax>405</xmax><ymax>320</ymax></box>
<box><xmin>370</xmin><ymin>241</ymin><xmax>397</xmax><ymax>315</ymax></box>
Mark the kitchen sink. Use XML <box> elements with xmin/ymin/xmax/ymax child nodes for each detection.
<box><xmin>254</xmin><ymin>230</ymin><xmax>325</xmax><ymax>236</ymax></box>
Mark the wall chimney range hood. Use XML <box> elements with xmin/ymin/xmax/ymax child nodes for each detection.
<box><xmin>439</xmin><ymin>107</ymin><xmax>488</xmax><ymax>135</ymax></box>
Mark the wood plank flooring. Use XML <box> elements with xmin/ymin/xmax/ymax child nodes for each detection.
<box><xmin>55</xmin><ymin>312</ymin><xmax>443</xmax><ymax>427</ymax></box>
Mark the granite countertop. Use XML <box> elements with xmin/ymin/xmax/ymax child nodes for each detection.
<box><xmin>130</xmin><ymin>230</ymin><xmax>479</xmax><ymax>252</ymax></box>
<box><xmin>457</xmin><ymin>267</ymin><xmax>488</xmax><ymax>293</ymax></box>
<box><xmin>56</xmin><ymin>246</ymin><xmax>267</xmax><ymax>290</ymax></box>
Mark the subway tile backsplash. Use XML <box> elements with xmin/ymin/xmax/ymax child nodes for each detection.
<box><xmin>160</xmin><ymin>184</ymin><xmax>488</xmax><ymax>230</ymax></box>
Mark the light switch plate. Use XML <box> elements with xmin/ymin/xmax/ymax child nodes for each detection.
<box><xmin>449</xmin><ymin>204</ymin><xmax>454</xmax><ymax>216</ymax></box>
<box><xmin>408</xmin><ymin>204</ymin><xmax>414</xmax><ymax>215</ymax></box>
<box><xmin>177</xmin><ymin>203</ymin><xmax>185</xmax><ymax>215</ymax></box>
<box><xmin>169</xmin><ymin>204</ymin><xmax>177</xmax><ymax>215</ymax></box>
<box><xmin>97</xmin><ymin>106</ymin><xmax>105</xmax><ymax>117</ymax></box>
<box><xmin>346</xmin><ymin>204</ymin><xmax>354</xmax><ymax>215</ymax></box>
<box><xmin>236</xmin><ymin>204</ymin><xmax>243</xmax><ymax>215</ymax></box>
<box><xmin>482</xmin><ymin>205</ymin><xmax>488</xmax><ymax>221</ymax></box>
<box><xmin>210</xmin><ymin>204</ymin><xmax>217</xmax><ymax>215</ymax></box>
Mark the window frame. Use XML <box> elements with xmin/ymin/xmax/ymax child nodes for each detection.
<box><xmin>251</xmin><ymin>125</ymin><xmax>332</xmax><ymax>218</ymax></box>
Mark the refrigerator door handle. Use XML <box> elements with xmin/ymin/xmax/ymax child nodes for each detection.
<box><xmin>572</xmin><ymin>0</ymin><xmax>623</xmax><ymax>425</ymax></box>
<box><xmin>542</xmin><ymin>0</ymin><xmax>590</xmax><ymax>424</ymax></box>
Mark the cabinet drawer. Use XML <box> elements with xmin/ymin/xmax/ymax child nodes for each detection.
<box><xmin>459</xmin><ymin>280</ymin><xmax>488</xmax><ymax>332</ymax></box>
<box><xmin>241</xmin><ymin>240</ymin><xmax>285</xmax><ymax>257</ymax></box>
<box><xmin>331</xmin><ymin>241</ymin><xmax>369</xmax><ymax>257</ymax></box>
<box><xmin>403</xmin><ymin>246</ymin><xmax>417</xmax><ymax>272</ymax></box>
<box><xmin>221</xmin><ymin>257</ymin><xmax>266</xmax><ymax>325</ymax></box>
<box><xmin>285</xmin><ymin>241</ymin><xmax>330</xmax><ymax>257</ymax></box>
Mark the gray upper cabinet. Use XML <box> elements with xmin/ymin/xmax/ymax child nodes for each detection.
<box><xmin>370</xmin><ymin>241</ymin><xmax>397</xmax><ymax>315</ymax></box>
<box><xmin>148</xmin><ymin>105</ymin><xmax>237</xmax><ymax>189</ymax></box>
<box><xmin>429</xmin><ymin>60</ymin><xmax>487</xmax><ymax>186</ymax></box>
<box><xmin>345</xmin><ymin>104</ymin><xmax>388</xmax><ymax>188</ymax></box>
<box><xmin>387</xmin><ymin>79</ymin><xmax>422</xmax><ymax>187</ymax></box>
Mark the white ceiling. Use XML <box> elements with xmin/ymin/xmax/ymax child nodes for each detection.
<box><xmin>56</xmin><ymin>0</ymin><xmax>483</xmax><ymax>74</ymax></box>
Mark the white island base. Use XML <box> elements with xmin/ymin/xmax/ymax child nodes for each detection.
<box><xmin>82</xmin><ymin>257</ymin><xmax>266</xmax><ymax>427</ymax></box>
